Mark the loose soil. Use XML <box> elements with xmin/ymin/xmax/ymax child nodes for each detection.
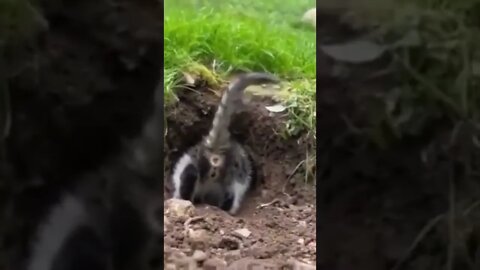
<box><xmin>163</xmin><ymin>85</ymin><xmax>317</xmax><ymax>267</ymax></box>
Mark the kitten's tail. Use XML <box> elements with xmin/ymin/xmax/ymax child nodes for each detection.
<box><xmin>205</xmin><ymin>72</ymin><xmax>280</xmax><ymax>150</ymax></box>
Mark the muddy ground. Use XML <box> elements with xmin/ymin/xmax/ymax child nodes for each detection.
<box><xmin>163</xmin><ymin>85</ymin><xmax>317</xmax><ymax>267</ymax></box>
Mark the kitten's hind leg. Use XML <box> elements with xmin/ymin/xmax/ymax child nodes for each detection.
<box><xmin>171</xmin><ymin>154</ymin><xmax>197</xmax><ymax>200</ymax></box>
<box><xmin>228</xmin><ymin>178</ymin><xmax>250</xmax><ymax>215</ymax></box>
<box><xmin>220</xmin><ymin>192</ymin><xmax>234</xmax><ymax>212</ymax></box>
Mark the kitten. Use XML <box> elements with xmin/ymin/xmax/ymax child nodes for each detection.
<box><xmin>171</xmin><ymin>72</ymin><xmax>280</xmax><ymax>215</ymax></box>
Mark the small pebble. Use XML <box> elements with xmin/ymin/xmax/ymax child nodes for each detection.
<box><xmin>192</xmin><ymin>250</ymin><xmax>207</xmax><ymax>262</ymax></box>
<box><xmin>233</xmin><ymin>228</ymin><xmax>251</xmax><ymax>238</ymax></box>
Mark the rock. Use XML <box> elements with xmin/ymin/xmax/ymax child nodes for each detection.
<box><xmin>297</xmin><ymin>238</ymin><xmax>305</xmax><ymax>245</ymax></box>
<box><xmin>301</xmin><ymin>7</ymin><xmax>316</xmax><ymax>28</ymax></box>
<box><xmin>233</xmin><ymin>228</ymin><xmax>251</xmax><ymax>238</ymax></box>
<box><xmin>192</xmin><ymin>250</ymin><xmax>207</xmax><ymax>262</ymax></box>
<box><xmin>164</xmin><ymin>199</ymin><xmax>195</xmax><ymax>221</ymax></box>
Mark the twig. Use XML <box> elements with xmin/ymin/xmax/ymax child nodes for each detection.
<box><xmin>183</xmin><ymin>215</ymin><xmax>206</xmax><ymax>236</ymax></box>
<box><xmin>270</xmin><ymin>159</ymin><xmax>306</xmax><ymax>203</ymax></box>
<box><xmin>257</xmin><ymin>198</ymin><xmax>282</xmax><ymax>209</ymax></box>
<box><xmin>390</xmin><ymin>197</ymin><xmax>480</xmax><ymax>270</ymax></box>
<box><xmin>400</xmin><ymin>56</ymin><xmax>463</xmax><ymax>117</ymax></box>
<box><xmin>286</xmin><ymin>160</ymin><xmax>305</xmax><ymax>183</ymax></box>
<box><xmin>282</xmin><ymin>159</ymin><xmax>305</xmax><ymax>196</ymax></box>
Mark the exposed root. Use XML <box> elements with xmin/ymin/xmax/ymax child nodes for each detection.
<box><xmin>183</xmin><ymin>215</ymin><xmax>207</xmax><ymax>236</ymax></box>
<box><xmin>257</xmin><ymin>198</ymin><xmax>283</xmax><ymax>209</ymax></box>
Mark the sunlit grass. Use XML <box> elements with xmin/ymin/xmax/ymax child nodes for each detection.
<box><xmin>164</xmin><ymin>0</ymin><xmax>316</xmax><ymax>137</ymax></box>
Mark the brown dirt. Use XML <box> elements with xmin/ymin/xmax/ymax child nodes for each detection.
<box><xmin>163</xmin><ymin>86</ymin><xmax>317</xmax><ymax>267</ymax></box>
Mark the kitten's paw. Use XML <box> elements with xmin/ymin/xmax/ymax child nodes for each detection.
<box><xmin>228</xmin><ymin>204</ymin><xmax>240</xmax><ymax>215</ymax></box>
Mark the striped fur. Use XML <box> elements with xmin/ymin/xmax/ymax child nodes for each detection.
<box><xmin>204</xmin><ymin>72</ymin><xmax>280</xmax><ymax>154</ymax></box>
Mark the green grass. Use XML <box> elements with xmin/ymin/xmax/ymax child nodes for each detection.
<box><xmin>164</xmin><ymin>0</ymin><xmax>316</xmax><ymax>139</ymax></box>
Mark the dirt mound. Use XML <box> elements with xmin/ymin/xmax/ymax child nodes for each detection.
<box><xmin>164</xmin><ymin>199</ymin><xmax>316</xmax><ymax>269</ymax></box>
<box><xmin>163</xmin><ymin>86</ymin><xmax>317</xmax><ymax>266</ymax></box>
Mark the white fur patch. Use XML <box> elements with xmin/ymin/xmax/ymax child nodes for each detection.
<box><xmin>172</xmin><ymin>153</ymin><xmax>194</xmax><ymax>199</ymax></box>
<box><xmin>228</xmin><ymin>176</ymin><xmax>251</xmax><ymax>215</ymax></box>
<box><xmin>27</xmin><ymin>194</ymin><xmax>87</xmax><ymax>270</ymax></box>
